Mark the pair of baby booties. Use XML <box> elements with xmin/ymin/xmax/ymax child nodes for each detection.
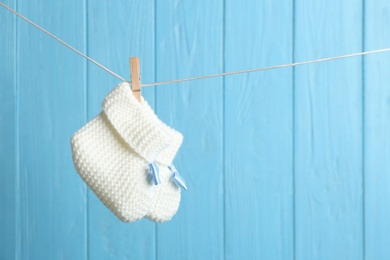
<box><xmin>70</xmin><ymin>82</ymin><xmax>185</xmax><ymax>222</ymax></box>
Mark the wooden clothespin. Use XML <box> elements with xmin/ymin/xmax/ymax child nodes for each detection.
<box><xmin>130</xmin><ymin>57</ymin><xmax>141</xmax><ymax>102</ymax></box>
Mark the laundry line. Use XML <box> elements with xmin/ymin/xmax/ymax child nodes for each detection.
<box><xmin>2</xmin><ymin>2</ymin><xmax>390</xmax><ymax>88</ymax></box>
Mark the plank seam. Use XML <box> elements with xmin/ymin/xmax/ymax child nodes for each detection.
<box><xmin>292</xmin><ymin>0</ymin><xmax>296</xmax><ymax>259</ymax></box>
<box><xmin>361</xmin><ymin>0</ymin><xmax>366</xmax><ymax>259</ymax></box>
<box><xmin>222</xmin><ymin>0</ymin><xmax>226</xmax><ymax>259</ymax></box>
<box><xmin>15</xmin><ymin>0</ymin><xmax>21</xmax><ymax>258</ymax></box>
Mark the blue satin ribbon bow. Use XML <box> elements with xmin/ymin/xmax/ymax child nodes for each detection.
<box><xmin>168</xmin><ymin>164</ymin><xmax>188</xmax><ymax>191</ymax></box>
<box><xmin>148</xmin><ymin>162</ymin><xmax>161</xmax><ymax>185</ymax></box>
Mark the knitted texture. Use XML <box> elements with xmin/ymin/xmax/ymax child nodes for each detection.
<box><xmin>71</xmin><ymin>82</ymin><xmax>183</xmax><ymax>222</ymax></box>
<box><xmin>146</xmin><ymin>166</ymin><xmax>182</xmax><ymax>222</ymax></box>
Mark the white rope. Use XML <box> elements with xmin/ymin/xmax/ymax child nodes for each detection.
<box><xmin>142</xmin><ymin>48</ymin><xmax>390</xmax><ymax>87</ymax></box>
<box><xmin>2</xmin><ymin>2</ymin><xmax>390</xmax><ymax>88</ymax></box>
<box><xmin>0</xmin><ymin>2</ymin><xmax>128</xmax><ymax>82</ymax></box>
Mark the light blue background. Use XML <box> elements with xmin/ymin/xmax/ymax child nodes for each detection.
<box><xmin>1</xmin><ymin>0</ymin><xmax>390</xmax><ymax>259</ymax></box>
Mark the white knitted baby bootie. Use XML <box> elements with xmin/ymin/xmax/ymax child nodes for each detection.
<box><xmin>71</xmin><ymin>82</ymin><xmax>180</xmax><ymax>222</ymax></box>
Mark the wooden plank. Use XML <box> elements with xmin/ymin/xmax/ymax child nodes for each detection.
<box><xmin>294</xmin><ymin>1</ymin><xmax>363</xmax><ymax>259</ymax></box>
<box><xmin>17</xmin><ymin>1</ymin><xmax>87</xmax><ymax>259</ymax></box>
<box><xmin>224</xmin><ymin>1</ymin><xmax>294</xmax><ymax>259</ymax></box>
<box><xmin>155</xmin><ymin>1</ymin><xmax>224</xmax><ymax>259</ymax></box>
<box><xmin>364</xmin><ymin>1</ymin><xmax>390</xmax><ymax>259</ymax></box>
<box><xmin>87</xmin><ymin>1</ymin><xmax>156</xmax><ymax>259</ymax></box>
<box><xmin>0</xmin><ymin>0</ymin><xmax>17</xmax><ymax>259</ymax></box>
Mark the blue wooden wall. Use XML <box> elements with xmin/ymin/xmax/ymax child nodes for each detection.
<box><xmin>1</xmin><ymin>0</ymin><xmax>390</xmax><ymax>259</ymax></box>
